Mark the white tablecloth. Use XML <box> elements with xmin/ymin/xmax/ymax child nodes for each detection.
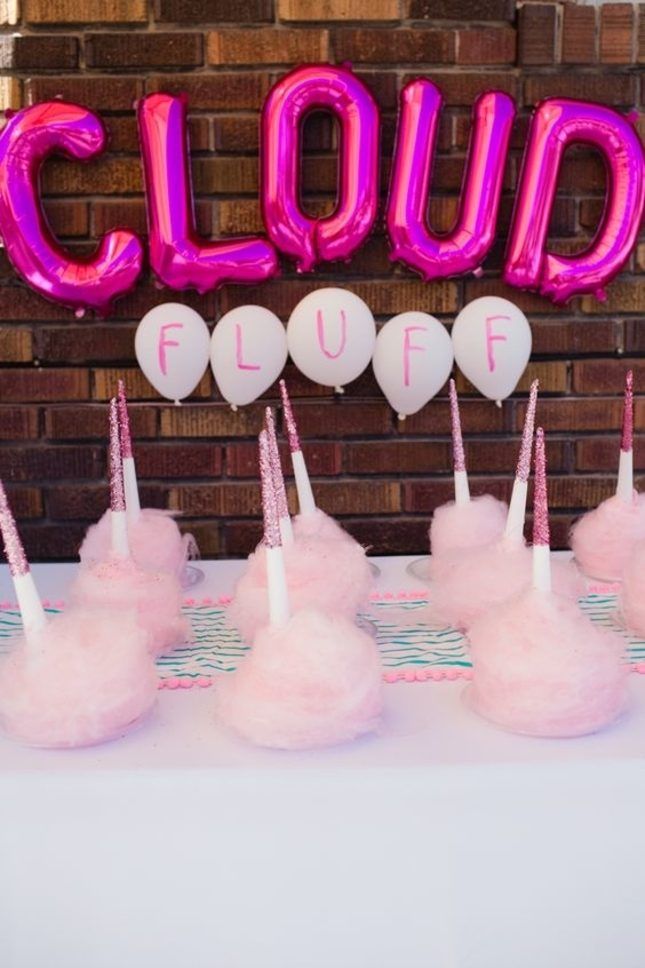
<box><xmin>1</xmin><ymin>557</ymin><xmax>645</xmax><ymax>968</ymax></box>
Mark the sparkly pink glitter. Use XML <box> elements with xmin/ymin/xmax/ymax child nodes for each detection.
<box><xmin>259</xmin><ymin>430</ymin><xmax>280</xmax><ymax>549</ymax></box>
<box><xmin>0</xmin><ymin>480</ymin><xmax>29</xmax><ymax>577</ymax></box>
<box><xmin>279</xmin><ymin>379</ymin><xmax>301</xmax><ymax>453</ymax></box>
<box><xmin>117</xmin><ymin>379</ymin><xmax>133</xmax><ymax>459</ymax></box>
<box><xmin>109</xmin><ymin>398</ymin><xmax>126</xmax><ymax>513</ymax></box>
<box><xmin>533</xmin><ymin>427</ymin><xmax>550</xmax><ymax>547</ymax></box>
<box><xmin>516</xmin><ymin>379</ymin><xmax>539</xmax><ymax>483</ymax></box>
<box><xmin>449</xmin><ymin>379</ymin><xmax>466</xmax><ymax>473</ymax></box>
<box><xmin>265</xmin><ymin>407</ymin><xmax>289</xmax><ymax>520</ymax></box>
<box><xmin>621</xmin><ymin>369</ymin><xmax>633</xmax><ymax>453</ymax></box>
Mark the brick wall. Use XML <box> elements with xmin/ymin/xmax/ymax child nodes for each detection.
<box><xmin>0</xmin><ymin>0</ymin><xmax>642</xmax><ymax>560</ymax></box>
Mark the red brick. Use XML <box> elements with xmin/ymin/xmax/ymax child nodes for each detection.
<box><xmin>333</xmin><ymin>28</ymin><xmax>455</xmax><ymax>64</ymax></box>
<box><xmin>465</xmin><ymin>437</ymin><xmax>567</xmax><ymax>473</ymax></box>
<box><xmin>457</xmin><ymin>27</ymin><xmax>516</xmax><ymax>65</ymax></box>
<box><xmin>0</xmin><ymin>369</ymin><xmax>89</xmax><ymax>402</ymax></box>
<box><xmin>184</xmin><ymin>521</ymin><xmax>222</xmax><ymax>557</ymax></box>
<box><xmin>0</xmin><ymin>445</ymin><xmax>103</xmax><ymax>482</ymax></box>
<box><xmin>639</xmin><ymin>3</ymin><xmax>645</xmax><ymax>63</ymax></box>
<box><xmin>341</xmin><ymin>518</ymin><xmax>430</xmax><ymax>555</ymax></box>
<box><xmin>192</xmin><ymin>157</ymin><xmax>259</xmax><ymax>195</ymax></box>
<box><xmin>530</xmin><ymin>319</ymin><xmax>618</xmax><ymax>355</ymax></box>
<box><xmin>38</xmin><ymin>325</ymin><xmax>136</xmax><ymax>364</ymax></box>
<box><xmin>160</xmin><ymin>403</ymin><xmax>267</xmax><ymax>439</ymax></box>
<box><xmin>20</xmin><ymin>523</ymin><xmax>89</xmax><ymax>561</ymax></box>
<box><xmin>403</xmin><ymin>477</ymin><xmax>513</xmax><ymax>512</ymax></box>
<box><xmin>6</xmin><ymin>487</ymin><xmax>42</xmax><ymax>520</ymax></box>
<box><xmin>279</xmin><ymin>0</ymin><xmax>399</xmax><ymax>20</ymax></box>
<box><xmin>92</xmin><ymin>199</ymin><xmax>211</xmax><ymax>238</ymax></box>
<box><xmin>407</xmin><ymin>0</ymin><xmax>513</xmax><ymax>19</ymax></box>
<box><xmin>572</xmin><ymin>359</ymin><xmax>645</xmax><ymax>394</ymax></box>
<box><xmin>226</xmin><ymin>441</ymin><xmax>341</xmax><ymax>477</ymax></box>
<box><xmin>283</xmin><ymin>402</ymin><xmax>392</xmax><ymax>438</ymax></box>
<box><xmin>345</xmin><ymin>440</ymin><xmax>450</xmax><ymax>474</ymax></box>
<box><xmin>42</xmin><ymin>158</ymin><xmax>143</xmax><ymax>196</ymax></box>
<box><xmin>0</xmin><ymin>35</ymin><xmax>78</xmax><ymax>69</ymax></box>
<box><xmin>92</xmin><ymin>368</ymin><xmax>211</xmax><ymax>402</ymax></box>
<box><xmin>146</xmin><ymin>73</ymin><xmax>269</xmax><ymax>110</ymax></box>
<box><xmin>221</xmin><ymin>279</ymin><xmax>458</xmax><ymax>317</ymax></box>
<box><xmin>0</xmin><ymin>328</ymin><xmax>32</xmax><ymax>363</ymax></box>
<box><xmin>562</xmin><ymin>3</ymin><xmax>597</xmax><ymax>64</ymax></box>
<box><xmin>25</xmin><ymin>76</ymin><xmax>143</xmax><ymax>112</ymax></box>
<box><xmin>515</xmin><ymin>397</ymin><xmax>624</xmax><ymax>433</ymax></box>
<box><xmin>45</xmin><ymin>404</ymin><xmax>157</xmax><ymax>440</ymax></box>
<box><xmin>105</xmin><ymin>115</ymin><xmax>210</xmax><ymax>153</ymax></box>
<box><xmin>209</xmin><ymin>28</ymin><xmax>328</xmax><ymax>65</ymax></box>
<box><xmin>518</xmin><ymin>3</ymin><xmax>558</xmax><ymax>65</ymax></box>
<box><xmin>134</xmin><ymin>443</ymin><xmax>222</xmax><ymax>479</ymax></box>
<box><xmin>24</xmin><ymin>0</ymin><xmax>147</xmax><ymax>22</ymax></box>
<box><xmin>170</xmin><ymin>482</ymin><xmax>259</xmax><ymax>516</ymax></box>
<box><xmin>301</xmin><ymin>480</ymin><xmax>400</xmax><ymax>515</ymax></box>
<box><xmin>625</xmin><ymin>320</ymin><xmax>645</xmax><ymax>352</ymax></box>
<box><xmin>404</xmin><ymin>398</ymin><xmax>510</xmax><ymax>436</ymax></box>
<box><xmin>0</xmin><ymin>407</ymin><xmax>40</xmax><ymax>441</ymax></box>
<box><xmin>43</xmin><ymin>201</ymin><xmax>90</xmax><ymax>239</ymax></box>
<box><xmin>86</xmin><ymin>32</ymin><xmax>203</xmax><ymax>69</ymax></box>
<box><xmin>600</xmin><ymin>3</ymin><xmax>635</xmax><ymax>64</ymax></box>
<box><xmin>581</xmin><ymin>279</ymin><xmax>645</xmax><ymax>314</ymax></box>
<box><xmin>457</xmin><ymin>360</ymin><xmax>569</xmax><ymax>396</ymax></box>
<box><xmin>0</xmin><ymin>287</ymin><xmax>76</xmax><ymax>321</ymax></box>
<box><xmin>525</xmin><ymin>73</ymin><xmax>636</xmax><ymax>107</ymax></box>
<box><xmin>576</xmin><ymin>436</ymin><xmax>645</xmax><ymax>472</ymax></box>
<box><xmin>155</xmin><ymin>0</ymin><xmax>273</xmax><ymax>21</ymax></box>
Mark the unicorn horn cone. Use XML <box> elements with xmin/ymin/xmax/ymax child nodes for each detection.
<box><xmin>0</xmin><ymin>480</ymin><xmax>46</xmax><ymax>640</ymax></box>
<box><xmin>616</xmin><ymin>369</ymin><xmax>634</xmax><ymax>504</ymax></box>
<box><xmin>532</xmin><ymin>427</ymin><xmax>552</xmax><ymax>594</ymax></box>
<box><xmin>279</xmin><ymin>379</ymin><xmax>316</xmax><ymax>516</ymax></box>
<box><xmin>449</xmin><ymin>379</ymin><xmax>470</xmax><ymax>507</ymax></box>
<box><xmin>504</xmin><ymin>379</ymin><xmax>539</xmax><ymax>544</ymax></box>
<box><xmin>117</xmin><ymin>379</ymin><xmax>141</xmax><ymax>521</ymax></box>
<box><xmin>109</xmin><ymin>398</ymin><xmax>130</xmax><ymax>559</ymax></box>
<box><xmin>259</xmin><ymin>429</ymin><xmax>290</xmax><ymax>626</ymax></box>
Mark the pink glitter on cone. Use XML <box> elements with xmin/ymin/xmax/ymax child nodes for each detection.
<box><xmin>109</xmin><ymin>398</ymin><xmax>126</xmax><ymax>513</ymax></box>
<box><xmin>516</xmin><ymin>380</ymin><xmax>539</xmax><ymax>483</ymax></box>
<box><xmin>533</xmin><ymin>427</ymin><xmax>550</xmax><ymax>548</ymax></box>
<box><xmin>259</xmin><ymin>430</ymin><xmax>280</xmax><ymax>549</ymax></box>
<box><xmin>117</xmin><ymin>379</ymin><xmax>134</xmax><ymax>459</ymax></box>
<box><xmin>279</xmin><ymin>379</ymin><xmax>301</xmax><ymax>453</ymax></box>
<box><xmin>0</xmin><ymin>480</ymin><xmax>29</xmax><ymax>578</ymax></box>
<box><xmin>449</xmin><ymin>379</ymin><xmax>466</xmax><ymax>473</ymax></box>
<box><xmin>265</xmin><ymin>407</ymin><xmax>289</xmax><ymax>521</ymax></box>
<box><xmin>621</xmin><ymin>369</ymin><xmax>634</xmax><ymax>453</ymax></box>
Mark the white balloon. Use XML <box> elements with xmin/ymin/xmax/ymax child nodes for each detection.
<box><xmin>210</xmin><ymin>306</ymin><xmax>288</xmax><ymax>407</ymax></box>
<box><xmin>372</xmin><ymin>312</ymin><xmax>454</xmax><ymax>419</ymax></box>
<box><xmin>451</xmin><ymin>296</ymin><xmax>532</xmax><ymax>403</ymax></box>
<box><xmin>135</xmin><ymin>303</ymin><xmax>210</xmax><ymax>404</ymax></box>
<box><xmin>287</xmin><ymin>287</ymin><xmax>376</xmax><ymax>391</ymax></box>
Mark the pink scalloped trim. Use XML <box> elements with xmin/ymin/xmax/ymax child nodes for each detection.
<box><xmin>159</xmin><ymin>676</ymin><xmax>213</xmax><ymax>690</ymax></box>
<box><xmin>631</xmin><ymin>663</ymin><xmax>645</xmax><ymax>675</ymax></box>
<box><xmin>382</xmin><ymin>667</ymin><xmax>473</xmax><ymax>683</ymax></box>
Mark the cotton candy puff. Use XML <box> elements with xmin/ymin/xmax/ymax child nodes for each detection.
<box><xmin>620</xmin><ymin>541</ymin><xmax>645</xmax><ymax>637</ymax></box>
<box><xmin>80</xmin><ymin>507</ymin><xmax>196</xmax><ymax>580</ymax></box>
<box><xmin>429</xmin><ymin>493</ymin><xmax>508</xmax><ymax>564</ymax></box>
<box><xmin>467</xmin><ymin>588</ymin><xmax>627</xmax><ymax>738</ymax></box>
<box><xmin>0</xmin><ymin>607</ymin><xmax>158</xmax><ymax>748</ymax></box>
<box><xmin>71</xmin><ymin>555</ymin><xmax>189</xmax><ymax>656</ymax></box>
<box><xmin>570</xmin><ymin>493</ymin><xmax>645</xmax><ymax>582</ymax></box>
<box><xmin>228</xmin><ymin>531</ymin><xmax>373</xmax><ymax>644</ymax></box>
<box><xmin>292</xmin><ymin>507</ymin><xmax>357</xmax><ymax>547</ymax></box>
<box><xmin>217</xmin><ymin>609</ymin><xmax>382</xmax><ymax>750</ymax></box>
<box><xmin>429</xmin><ymin>540</ymin><xmax>585</xmax><ymax>631</ymax></box>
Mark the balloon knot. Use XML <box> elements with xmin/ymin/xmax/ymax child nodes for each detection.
<box><xmin>472</xmin><ymin>267</ymin><xmax>484</xmax><ymax>278</ymax></box>
<box><xmin>595</xmin><ymin>288</ymin><xmax>608</xmax><ymax>302</ymax></box>
<box><xmin>75</xmin><ymin>307</ymin><xmax>85</xmax><ymax>319</ymax></box>
<box><xmin>174</xmin><ymin>399</ymin><xmax>181</xmax><ymax>407</ymax></box>
<box><xmin>334</xmin><ymin>385</ymin><xmax>345</xmax><ymax>395</ymax></box>
<box><xmin>495</xmin><ymin>400</ymin><xmax>502</xmax><ymax>409</ymax></box>
<box><xmin>397</xmin><ymin>413</ymin><xmax>406</xmax><ymax>422</ymax></box>
<box><xmin>230</xmin><ymin>403</ymin><xmax>238</xmax><ymax>412</ymax></box>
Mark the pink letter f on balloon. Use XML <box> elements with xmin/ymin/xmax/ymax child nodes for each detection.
<box><xmin>158</xmin><ymin>322</ymin><xmax>183</xmax><ymax>376</ymax></box>
<box><xmin>485</xmin><ymin>315</ymin><xmax>509</xmax><ymax>372</ymax></box>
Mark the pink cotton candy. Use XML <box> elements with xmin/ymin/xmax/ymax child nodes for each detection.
<box><xmin>620</xmin><ymin>541</ymin><xmax>645</xmax><ymax>636</ymax></box>
<box><xmin>467</xmin><ymin>588</ymin><xmax>627</xmax><ymax>737</ymax></box>
<box><xmin>429</xmin><ymin>494</ymin><xmax>508</xmax><ymax>571</ymax></box>
<box><xmin>570</xmin><ymin>493</ymin><xmax>645</xmax><ymax>582</ymax></box>
<box><xmin>217</xmin><ymin>608</ymin><xmax>383</xmax><ymax>750</ymax></box>
<box><xmin>0</xmin><ymin>607</ymin><xmax>158</xmax><ymax>748</ymax></box>
<box><xmin>292</xmin><ymin>508</ymin><xmax>356</xmax><ymax>546</ymax></box>
<box><xmin>79</xmin><ymin>508</ymin><xmax>196</xmax><ymax>580</ymax></box>
<box><xmin>71</xmin><ymin>555</ymin><xmax>189</xmax><ymax>656</ymax></box>
<box><xmin>430</xmin><ymin>541</ymin><xmax>585</xmax><ymax>631</ymax></box>
<box><xmin>228</xmin><ymin>529</ymin><xmax>373</xmax><ymax>644</ymax></box>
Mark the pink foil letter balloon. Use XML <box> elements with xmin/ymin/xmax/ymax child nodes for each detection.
<box><xmin>0</xmin><ymin>101</ymin><xmax>143</xmax><ymax>314</ymax></box>
<box><xmin>504</xmin><ymin>98</ymin><xmax>645</xmax><ymax>304</ymax></box>
<box><xmin>387</xmin><ymin>80</ymin><xmax>515</xmax><ymax>281</ymax></box>
<box><xmin>138</xmin><ymin>93</ymin><xmax>278</xmax><ymax>293</ymax></box>
<box><xmin>261</xmin><ymin>64</ymin><xmax>380</xmax><ymax>271</ymax></box>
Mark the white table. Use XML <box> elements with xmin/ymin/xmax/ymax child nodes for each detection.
<box><xmin>1</xmin><ymin>557</ymin><xmax>645</xmax><ymax>968</ymax></box>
